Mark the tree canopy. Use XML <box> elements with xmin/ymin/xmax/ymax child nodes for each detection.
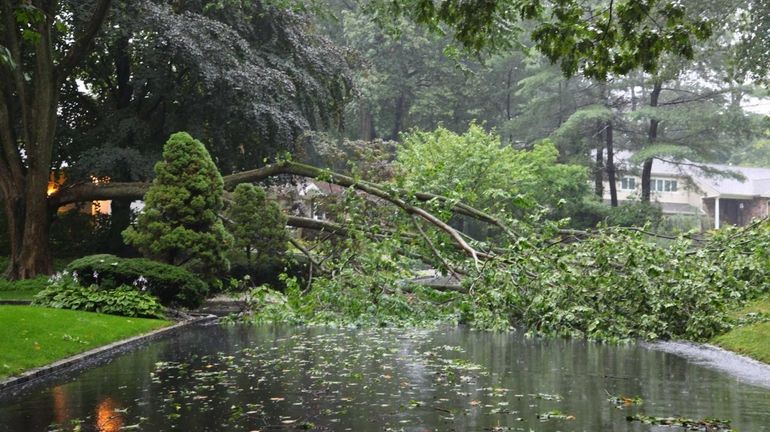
<box><xmin>0</xmin><ymin>0</ymin><xmax>355</xmax><ymax>278</ymax></box>
<box><xmin>395</xmin><ymin>124</ymin><xmax>588</xmax><ymax>218</ymax></box>
<box><xmin>361</xmin><ymin>0</ymin><xmax>712</xmax><ymax>79</ymax></box>
<box><xmin>1</xmin><ymin>0</ymin><xmax>767</xmax><ymax>280</ymax></box>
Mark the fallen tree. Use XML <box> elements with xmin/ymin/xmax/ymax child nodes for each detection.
<box><xmin>46</xmin><ymin>159</ymin><xmax>770</xmax><ymax>342</ymax></box>
<box><xmin>51</xmin><ymin>160</ymin><xmax>509</xmax><ymax>266</ymax></box>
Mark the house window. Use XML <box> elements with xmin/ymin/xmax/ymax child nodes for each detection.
<box><xmin>620</xmin><ymin>177</ymin><xmax>636</xmax><ymax>190</ymax></box>
<box><xmin>650</xmin><ymin>178</ymin><xmax>677</xmax><ymax>192</ymax></box>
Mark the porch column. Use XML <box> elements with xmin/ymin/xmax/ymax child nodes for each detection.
<box><xmin>714</xmin><ymin>197</ymin><xmax>720</xmax><ymax>229</ymax></box>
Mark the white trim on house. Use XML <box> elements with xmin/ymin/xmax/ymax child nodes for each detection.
<box><xmin>602</xmin><ymin>151</ymin><xmax>770</xmax><ymax>228</ymax></box>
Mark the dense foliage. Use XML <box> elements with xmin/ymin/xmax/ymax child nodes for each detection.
<box><xmin>395</xmin><ymin>125</ymin><xmax>589</xmax><ymax>219</ymax></box>
<box><xmin>244</xmin><ymin>184</ymin><xmax>770</xmax><ymax>341</ymax></box>
<box><xmin>33</xmin><ymin>273</ymin><xmax>164</xmax><ymax>319</ymax></box>
<box><xmin>227</xmin><ymin>184</ymin><xmax>289</xmax><ymax>269</ymax></box>
<box><xmin>364</xmin><ymin>0</ymin><xmax>711</xmax><ymax>79</ymax></box>
<box><xmin>477</xmin><ymin>223</ymin><xmax>770</xmax><ymax>341</ymax></box>
<box><xmin>0</xmin><ymin>275</ymin><xmax>49</xmax><ymax>293</ymax></box>
<box><xmin>67</xmin><ymin>0</ymin><xmax>356</xmax><ymax>174</ymax></box>
<box><xmin>123</xmin><ymin>132</ymin><xmax>232</xmax><ymax>283</ymax></box>
<box><xmin>67</xmin><ymin>254</ymin><xmax>208</xmax><ymax>309</ymax></box>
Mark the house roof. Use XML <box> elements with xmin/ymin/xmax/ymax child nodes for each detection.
<box><xmin>660</xmin><ymin>202</ymin><xmax>703</xmax><ymax>214</ymax></box>
<box><xmin>297</xmin><ymin>180</ymin><xmax>349</xmax><ymax>197</ymax></box>
<box><xmin>613</xmin><ymin>199</ymin><xmax>703</xmax><ymax>215</ymax></box>
<box><xmin>614</xmin><ymin>151</ymin><xmax>770</xmax><ymax>198</ymax></box>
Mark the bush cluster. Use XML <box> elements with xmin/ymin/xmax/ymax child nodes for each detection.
<box><xmin>66</xmin><ymin>254</ymin><xmax>207</xmax><ymax>308</ymax></box>
<box><xmin>33</xmin><ymin>273</ymin><xmax>164</xmax><ymax>319</ymax></box>
<box><xmin>227</xmin><ymin>183</ymin><xmax>288</xmax><ymax>270</ymax></box>
<box><xmin>462</xmin><ymin>221</ymin><xmax>770</xmax><ymax>341</ymax></box>
<box><xmin>0</xmin><ymin>276</ymin><xmax>49</xmax><ymax>292</ymax></box>
<box><xmin>123</xmin><ymin>132</ymin><xmax>232</xmax><ymax>284</ymax></box>
<box><xmin>241</xmin><ymin>211</ymin><xmax>769</xmax><ymax>342</ymax></box>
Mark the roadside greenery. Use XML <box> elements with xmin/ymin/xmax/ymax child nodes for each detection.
<box><xmin>227</xmin><ymin>184</ymin><xmax>289</xmax><ymax>270</ymax></box>
<box><xmin>0</xmin><ymin>276</ymin><xmax>49</xmax><ymax>301</ymax></box>
<box><xmin>67</xmin><ymin>254</ymin><xmax>208</xmax><ymax>309</ymax></box>
<box><xmin>713</xmin><ymin>295</ymin><xmax>770</xmax><ymax>363</ymax></box>
<box><xmin>33</xmin><ymin>274</ymin><xmax>164</xmax><ymax>319</ymax></box>
<box><xmin>0</xmin><ymin>306</ymin><xmax>168</xmax><ymax>379</ymax></box>
<box><xmin>123</xmin><ymin>132</ymin><xmax>232</xmax><ymax>285</ymax></box>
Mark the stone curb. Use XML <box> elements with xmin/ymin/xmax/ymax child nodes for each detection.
<box><xmin>0</xmin><ymin>314</ymin><xmax>218</xmax><ymax>397</ymax></box>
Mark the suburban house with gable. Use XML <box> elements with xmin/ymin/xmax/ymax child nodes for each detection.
<box><xmin>603</xmin><ymin>151</ymin><xmax>770</xmax><ymax>229</ymax></box>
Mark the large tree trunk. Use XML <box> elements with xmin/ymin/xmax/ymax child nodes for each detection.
<box><xmin>1</xmin><ymin>164</ymin><xmax>55</xmax><ymax>279</ymax></box>
<box><xmin>107</xmin><ymin>36</ymin><xmax>135</xmax><ymax>253</ymax></box>
<box><xmin>390</xmin><ymin>92</ymin><xmax>407</xmax><ymax>140</ymax></box>
<box><xmin>641</xmin><ymin>80</ymin><xmax>662</xmax><ymax>203</ymax></box>
<box><xmin>16</xmin><ymin>194</ymin><xmax>53</xmax><ymax>278</ymax></box>
<box><xmin>12</xmin><ymin>4</ymin><xmax>58</xmax><ymax>278</ymax></box>
<box><xmin>1</xmin><ymin>194</ymin><xmax>24</xmax><ymax>278</ymax></box>
<box><xmin>0</xmin><ymin>0</ymin><xmax>112</xmax><ymax>279</ymax></box>
<box><xmin>594</xmin><ymin>123</ymin><xmax>604</xmax><ymax>198</ymax></box>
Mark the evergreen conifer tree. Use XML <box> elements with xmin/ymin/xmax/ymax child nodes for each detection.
<box><xmin>123</xmin><ymin>132</ymin><xmax>232</xmax><ymax>281</ymax></box>
<box><xmin>227</xmin><ymin>184</ymin><xmax>288</xmax><ymax>268</ymax></box>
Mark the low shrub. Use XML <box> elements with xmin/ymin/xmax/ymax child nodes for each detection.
<box><xmin>33</xmin><ymin>275</ymin><xmax>164</xmax><ymax>318</ymax></box>
<box><xmin>227</xmin><ymin>253</ymin><xmax>306</xmax><ymax>289</ymax></box>
<box><xmin>0</xmin><ymin>276</ymin><xmax>49</xmax><ymax>292</ymax></box>
<box><xmin>66</xmin><ymin>254</ymin><xmax>207</xmax><ymax>308</ymax></box>
<box><xmin>571</xmin><ymin>198</ymin><xmax>663</xmax><ymax>230</ymax></box>
<box><xmin>0</xmin><ymin>275</ymin><xmax>50</xmax><ymax>300</ymax></box>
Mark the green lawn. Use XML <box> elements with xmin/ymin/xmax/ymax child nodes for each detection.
<box><xmin>0</xmin><ymin>276</ymin><xmax>49</xmax><ymax>301</ymax></box>
<box><xmin>0</xmin><ymin>290</ymin><xmax>37</xmax><ymax>301</ymax></box>
<box><xmin>0</xmin><ymin>305</ymin><xmax>170</xmax><ymax>379</ymax></box>
<box><xmin>712</xmin><ymin>295</ymin><xmax>770</xmax><ymax>364</ymax></box>
<box><xmin>0</xmin><ymin>257</ymin><xmax>74</xmax><ymax>301</ymax></box>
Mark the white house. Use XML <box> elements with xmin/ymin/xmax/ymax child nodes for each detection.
<box><xmin>604</xmin><ymin>151</ymin><xmax>770</xmax><ymax>228</ymax></box>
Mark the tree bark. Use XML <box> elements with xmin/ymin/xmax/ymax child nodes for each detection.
<box><xmin>606</xmin><ymin>121</ymin><xmax>618</xmax><ymax>207</ymax></box>
<box><xmin>107</xmin><ymin>36</ymin><xmax>135</xmax><ymax>252</ymax></box>
<box><xmin>390</xmin><ymin>92</ymin><xmax>407</xmax><ymax>140</ymax></box>
<box><xmin>594</xmin><ymin>126</ymin><xmax>604</xmax><ymax>199</ymax></box>
<box><xmin>1</xmin><ymin>193</ymin><xmax>25</xmax><ymax>277</ymax></box>
<box><xmin>641</xmin><ymin>80</ymin><xmax>662</xmax><ymax>203</ymax></box>
<box><xmin>9</xmin><ymin>0</ymin><xmax>58</xmax><ymax>278</ymax></box>
<box><xmin>0</xmin><ymin>0</ymin><xmax>113</xmax><ymax>279</ymax></box>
